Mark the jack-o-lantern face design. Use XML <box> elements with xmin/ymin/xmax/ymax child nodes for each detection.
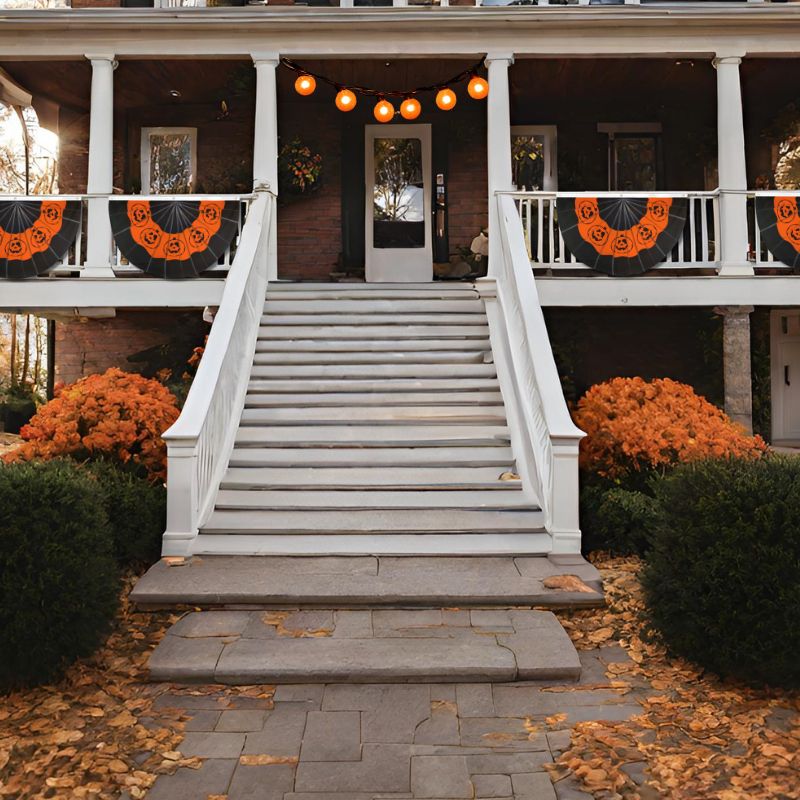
<box><xmin>0</xmin><ymin>200</ymin><xmax>71</xmax><ymax>266</ymax></box>
<box><xmin>40</xmin><ymin>202</ymin><xmax>63</xmax><ymax>227</ymax></box>
<box><xmin>576</xmin><ymin>199</ymin><xmax>599</xmax><ymax>225</ymax></box>
<box><xmin>141</xmin><ymin>227</ymin><xmax>163</xmax><ymax>249</ymax></box>
<box><xmin>773</xmin><ymin>197</ymin><xmax>800</xmax><ymax>254</ymax></box>
<box><xmin>587</xmin><ymin>224</ymin><xmax>610</xmax><ymax>247</ymax></box>
<box><xmin>6</xmin><ymin>238</ymin><xmax>25</xmax><ymax>258</ymax></box>
<box><xmin>129</xmin><ymin>203</ymin><xmax>151</xmax><ymax>227</ymax></box>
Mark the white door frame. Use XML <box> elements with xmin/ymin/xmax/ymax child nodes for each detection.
<box><xmin>510</xmin><ymin>125</ymin><xmax>558</xmax><ymax>192</ymax></box>
<box><xmin>770</xmin><ymin>308</ymin><xmax>800</xmax><ymax>443</ymax></box>
<box><xmin>365</xmin><ymin>123</ymin><xmax>432</xmax><ymax>283</ymax></box>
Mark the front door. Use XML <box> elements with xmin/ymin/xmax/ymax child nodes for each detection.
<box><xmin>365</xmin><ymin>124</ymin><xmax>432</xmax><ymax>282</ymax></box>
<box><xmin>772</xmin><ymin>310</ymin><xmax>800</xmax><ymax>442</ymax></box>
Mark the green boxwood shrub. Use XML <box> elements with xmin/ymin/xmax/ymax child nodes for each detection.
<box><xmin>580</xmin><ymin>482</ymin><xmax>660</xmax><ymax>556</ymax></box>
<box><xmin>84</xmin><ymin>461</ymin><xmax>166</xmax><ymax>567</ymax></box>
<box><xmin>643</xmin><ymin>456</ymin><xmax>800</xmax><ymax>688</ymax></box>
<box><xmin>0</xmin><ymin>460</ymin><xmax>119</xmax><ymax>690</ymax></box>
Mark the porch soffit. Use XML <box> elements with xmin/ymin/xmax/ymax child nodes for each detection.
<box><xmin>0</xmin><ymin>10</ymin><xmax>799</xmax><ymax>60</ymax></box>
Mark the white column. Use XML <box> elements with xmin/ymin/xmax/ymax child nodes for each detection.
<box><xmin>84</xmin><ymin>53</ymin><xmax>116</xmax><ymax>278</ymax></box>
<box><xmin>714</xmin><ymin>54</ymin><xmax>753</xmax><ymax>276</ymax></box>
<box><xmin>252</xmin><ymin>52</ymin><xmax>279</xmax><ymax>281</ymax></box>
<box><xmin>486</xmin><ymin>52</ymin><xmax>514</xmax><ymax>279</ymax></box>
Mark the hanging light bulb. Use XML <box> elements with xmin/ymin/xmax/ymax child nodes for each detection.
<box><xmin>335</xmin><ymin>89</ymin><xmax>357</xmax><ymax>112</ymax></box>
<box><xmin>294</xmin><ymin>73</ymin><xmax>316</xmax><ymax>96</ymax></box>
<box><xmin>435</xmin><ymin>88</ymin><xmax>457</xmax><ymax>111</ymax></box>
<box><xmin>374</xmin><ymin>98</ymin><xmax>395</xmax><ymax>123</ymax></box>
<box><xmin>400</xmin><ymin>96</ymin><xmax>421</xmax><ymax>120</ymax></box>
<box><xmin>467</xmin><ymin>74</ymin><xmax>488</xmax><ymax>100</ymax></box>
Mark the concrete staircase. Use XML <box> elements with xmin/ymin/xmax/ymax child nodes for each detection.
<box><xmin>194</xmin><ymin>282</ymin><xmax>549</xmax><ymax>555</ymax></box>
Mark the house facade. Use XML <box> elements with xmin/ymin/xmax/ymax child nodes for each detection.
<box><xmin>0</xmin><ymin>0</ymin><xmax>799</xmax><ymax>558</ymax></box>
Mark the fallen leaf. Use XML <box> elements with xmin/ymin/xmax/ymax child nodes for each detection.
<box><xmin>543</xmin><ymin>574</ymin><xmax>597</xmax><ymax>594</ymax></box>
<box><xmin>239</xmin><ymin>754</ymin><xmax>299</xmax><ymax>766</ymax></box>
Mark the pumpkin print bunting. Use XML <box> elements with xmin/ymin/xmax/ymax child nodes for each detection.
<box><xmin>109</xmin><ymin>199</ymin><xmax>240</xmax><ymax>279</ymax></box>
<box><xmin>0</xmin><ymin>199</ymin><xmax>82</xmax><ymax>280</ymax></box>
<box><xmin>556</xmin><ymin>196</ymin><xmax>688</xmax><ymax>276</ymax></box>
<box><xmin>754</xmin><ymin>195</ymin><xmax>800</xmax><ymax>269</ymax></box>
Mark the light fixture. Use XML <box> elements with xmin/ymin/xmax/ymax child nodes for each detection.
<box><xmin>294</xmin><ymin>74</ymin><xmax>316</xmax><ymax>96</ymax></box>
<box><xmin>169</xmin><ymin>89</ymin><xmax>181</xmax><ymax>98</ymax></box>
<box><xmin>374</xmin><ymin>98</ymin><xmax>395</xmax><ymax>123</ymax></box>
<box><xmin>335</xmin><ymin>89</ymin><xmax>357</xmax><ymax>112</ymax></box>
<box><xmin>467</xmin><ymin>75</ymin><xmax>488</xmax><ymax>100</ymax></box>
<box><xmin>400</xmin><ymin>97</ymin><xmax>421</xmax><ymax>120</ymax></box>
<box><xmin>436</xmin><ymin>88</ymin><xmax>457</xmax><ymax>111</ymax></box>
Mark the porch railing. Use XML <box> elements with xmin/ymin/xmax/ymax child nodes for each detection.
<box><xmin>511</xmin><ymin>190</ymin><xmax>720</xmax><ymax>271</ymax></box>
<box><xmin>161</xmin><ymin>190</ymin><xmax>274</xmax><ymax>556</ymax></box>
<box><xmin>493</xmin><ymin>192</ymin><xmax>584</xmax><ymax>553</ymax></box>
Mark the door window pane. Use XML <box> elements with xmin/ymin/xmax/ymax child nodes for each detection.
<box><xmin>511</xmin><ymin>134</ymin><xmax>545</xmax><ymax>191</ymax></box>
<box><xmin>373</xmin><ymin>137</ymin><xmax>425</xmax><ymax>249</ymax></box>
<box><xmin>144</xmin><ymin>130</ymin><xmax>196</xmax><ymax>194</ymax></box>
<box><xmin>612</xmin><ymin>136</ymin><xmax>657</xmax><ymax>191</ymax></box>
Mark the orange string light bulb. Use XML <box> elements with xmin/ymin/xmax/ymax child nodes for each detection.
<box><xmin>435</xmin><ymin>88</ymin><xmax>457</xmax><ymax>111</ymax></box>
<box><xmin>467</xmin><ymin>75</ymin><xmax>488</xmax><ymax>100</ymax></box>
<box><xmin>294</xmin><ymin>74</ymin><xmax>316</xmax><ymax>96</ymax></box>
<box><xmin>374</xmin><ymin>98</ymin><xmax>395</xmax><ymax>123</ymax></box>
<box><xmin>400</xmin><ymin>97</ymin><xmax>421</xmax><ymax>120</ymax></box>
<box><xmin>335</xmin><ymin>89</ymin><xmax>357</xmax><ymax>112</ymax></box>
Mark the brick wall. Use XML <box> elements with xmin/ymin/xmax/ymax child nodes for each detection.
<box><xmin>71</xmin><ymin>0</ymin><xmax>122</xmax><ymax>7</ymax></box>
<box><xmin>54</xmin><ymin>310</ymin><xmax>206</xmax><ymax>386</ymax></box>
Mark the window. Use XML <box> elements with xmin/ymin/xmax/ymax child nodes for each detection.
<box><xmin>598</xmin><ymin>123</ymin><xmax>663</xmax><ymax>191</ymax></box>
<box><xmin>140</xmin><ymin>127</ymin><xmax>197</xmax><ymax>194</ymax></box>
<box><xmin>510</xmin><ymin>126</ymin><xmax>558</xmax><ymax>191</ymax></box>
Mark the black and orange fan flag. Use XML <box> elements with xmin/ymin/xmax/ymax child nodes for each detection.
<box><xmin>109</xmin><ymin>199</ymin><xmax>240</xmax><ymax>279</ymax></box>
<box><xmin>0</xmin><ymin>199</ymin><xmax>82</xmax><ymax>280</ymax></box>
<box><xmin>556</xmin><ymin>196</ymin><xmax>688</xmax><ymax>276</ymax></box>
<box><xmin>755</xmin><ymin>195</ymin><xmax>800</xmax><ymax>269</ymax></box>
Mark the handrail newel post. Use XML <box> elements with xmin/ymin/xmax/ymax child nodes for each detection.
<box><xmin>162</xmin><ymin>439</ymin><xmax>199</xmax><ymax>556</ymax></box>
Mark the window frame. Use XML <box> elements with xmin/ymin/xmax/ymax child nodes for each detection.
<box><xmin>510</xmin><ymin>125</ymin><xmax>558</xmax><ymax>192</ymax></box>
<box><xmin>140</xmin><ymin>126</ymin><xmax>198</xmax><ymax>194</ymax></box>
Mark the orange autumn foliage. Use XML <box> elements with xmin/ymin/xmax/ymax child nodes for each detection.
<box><xmin>4</xmin><ymin>368</ymin><xmax>180</xmax><ymax>483</ymax></box>
<box><xmin>573</xmin><ymin>377</ymin><xmax>767</xmax><ymax>480</ymax></box>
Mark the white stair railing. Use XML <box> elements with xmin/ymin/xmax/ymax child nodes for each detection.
<box><xmin>161</xmin><ymin>190</ymin><xmax>274</xmax><ymax>556</ymax></box>
<box><xmin>493</xmin><ymin>193</ymin><xmax>585</xmax><ymax>554</ymax></box>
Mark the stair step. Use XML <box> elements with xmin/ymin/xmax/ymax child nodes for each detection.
<box><xmin>247</xmin><ymin>378</ymin><xmax>500</xmax><ymax>394</ymax></box>
<box><xmin>234</xmin><ymin>425</ymin><xmax>511</xmax><ymax>447</ymax></box>
<box><xmin>244</xmin><ymin>391</ymin><xmax>505</xmax><ymax>408</ymax></box>
<box><xmin>256</xmin><ymin>325</ymin><xmax>490</xmax><ymax>339</ymax></box>
<box><xmin>239</xmin><ymin>406</ymin><xmax>507</xmax><ymax>426</ymax></box>
<box><xmin>265</xmin><ymin>289</ymin><xmax>479</xmax><ymax>301</ymax></box>
<box><xmin>202</xmin><ymin>508</ymin><xmax>545</xmax><ymax>535</ymax></box>
<box><xmin>255</xmin><ymin>338</ymin><xmax>491</xmax><ymax>353</ymax></box>
<box><xmin>148</xmin><ymin>608</ymin><xmax>580</xmax><ymax>684</ymax></box>
<box><xmin>267</xmin><ymin>282</ymin><xmax>476</xmax><ymax>292</ymax></box>
<box><xmin>248</xmin><ymin>364</ymin><xmax>497</xmax><ymax>379</ymax></box>
<box><xmin>264</xmin><ymin>299</ymin><xmax>484</xmax><ymax>313</ymax></box>
<box><xmin>227</xmin><ymin>446</ymin><xmax>515</xmax><ymax>467</ymax></box>
<box><xmin>215</xmin><ymin>489</ymin><xmax>533</xmax><ymax>510</ymax></box>
<box><xmin>259</xmin><ymin>314</ymin><xmax>486</xmax><ymax>326</ymax></box>
<box><xmin>252</xmin><ymin>350</ymin><xmax>488</xmax><ymax>365</ymax></box>
<box><xmin>220</xmin><ymin>466</ymin><xmax>521</xmax><ymax>489</ymax></box>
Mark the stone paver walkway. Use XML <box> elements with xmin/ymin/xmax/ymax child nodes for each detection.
<box><xmin>139</xmin><ymin>647</ymin><xmax>647</xmax><ymax>800</ymax></box>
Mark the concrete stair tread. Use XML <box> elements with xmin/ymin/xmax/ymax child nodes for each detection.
<box><xmin>260</xmin><ymin>314</ymin><xmax>486</xmax><ymax>326</ymax></box>
<box><xmin>234</xmin><ymin>425</ymin><xmax>511</xmax><ymax>446</ymax></box>
<box><xmin>247</xmin><ymin>378</ymin><xmax>500</xmax><ymax>393</ymax></box>
<box><xmin>267</xmin><ymin>281</ymin><xmax>477</xmax><ymax>291</ymax></box>
<box><xmin>239</xmin><ymin>406</ymin><xmax>507</xmax><ymax>425</ymax></box>
<box><xmin>256</xmin><ymin>325</ymin><xmax>490</xmax><ymax>339</ymax></box>
<box><xmin>202</xmin><ymin>508</ymin><xmax>545</xmax><ymax>534</ymax></box>
<box><xmin>220</xmin><ymin>466</ymin><xmax>522</xmax><ymax>489</ymax></box>
<box><xmin>263</xmin><ymin>299</ymin><xmax>484</xmax><ymax>313</ymax></box>
<box><xmin>265</xmin><ymin>289</ymin><xmax>479</xmax><ymax>300</ymax></box>
<box><xmin>228</xmin><ymin>446</ymin><xmax>515</xmax><ymax>467</ymax></box>
<box><xmin>214</xmin><ymin>489</ymin><xmax>534</xmax><ymax>510</ymax></box>
<box><xmin>255</xmin><ymin>339</ymin><xmax>492</xmax><ymax>353</ymax></box>
<box><xmin>249</xmin><ymin>364</ymin><xmax>497</xmax><ymax>378</ymax></box>
<box><xmin>252</xmin><ymin>351</ymin><xmax>489</xmax><ymax>364</ymax></box>
<box><xmin>243</xmin><ymin>391</ymin><xmax>506</xmax><ymax>407</ymax></box>
<box><xmin>147</xmin><ymin>607</ymin><xmax>581</xmax><ymax>684</ymax></box>
<box><xmin>131</xmin><ymin>555</ymin><xmax>604</xmax><ymax>607</ymax></box>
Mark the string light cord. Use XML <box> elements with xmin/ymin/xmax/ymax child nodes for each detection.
<box><xmin>281</xmin><ymin>57</ymin><xmax>486</xmax><ymax>98</ymax></box>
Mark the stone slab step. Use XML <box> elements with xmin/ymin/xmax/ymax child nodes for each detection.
<box><xmin>131</xmin><ymin>554</ymin><xmax>604</xmax><ymax>608</ymax></box>
<box><xmin>202</xmin><ymin>508</ymin><xmax>544</xmax><ymax>535</ymax></box>
<box><xmin>252</xmin><ymin>350</ymin><xmax>488</xmax><ymax>365</ymax></box>
<box><xmin>256</xmin><ymin>325</ymin><xmax>490</xmax><ymax>339</ymax></box>
<box><xmin>268</xmin><ymin>282</ymin><xmax>477</xmax><ymax>292</ymax></box>
<box><xmin>255</xmin><ymin>338</ymin><xmax>491</xmax><ymax>352</ymax></box>
<box><xmin>260</xmin><ymin>314</ymin><xmax>486</xmax><ymax>327</ymax></box>
<box><xmin>244</xmin><ymin>391</ymin><xmax>506</xmax><ymax>408</ymax></box>
<box><xmin>214</xmin><ymin>489</ymin><xmax>534</xmax><ymax>511</ymax></box>
<box><xmin>239</xmin><ymin>406</ymin><xmax>507</xmax><ymax>426</ymax></box>
<box><xmin>247</xmin><ymin>378</ymin><xmax>500</xmax><ymax>394</ymax></box>
<box><xmin>248</xmin><ymin>363</ymin><xmax>497</xmax><ymax>379</ymax></box>
<box><xmin>265</xmin><ymin>289</ymin><xmax>479</xmax><ymax>301</ymax></box>
<box><xmin>220</xmin><ymin>466</ymin><xmax>521</xmax><ymax>490</ymax></box>
<box><xmin>234</xmin><ymin>425</ymin><xmax>511</xmax><ymax>447</ymax></box>
<box><xmin>147</xmin><ymin>608</ymin><xmax>581</xmax><ymax>684</ymax></box>
<box><xmin>264</xmin><ymin>299</ymin><xmax>484</xmax><ymax>313</ymax></box>
<box><xmin>227</xmin><ymin>446</ymin><xmax>515</xmax><ymax>468</ymax></box>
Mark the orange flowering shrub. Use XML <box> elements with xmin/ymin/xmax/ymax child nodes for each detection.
<box><xmin>573</xmin><ymin>377</ymin><xmax>767</xmax><ymax>481</ymax></box>
<box><xmin>4</xmin><ymin>368</ymin><xmax>179</xmax><ymax>483</ymax></box>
